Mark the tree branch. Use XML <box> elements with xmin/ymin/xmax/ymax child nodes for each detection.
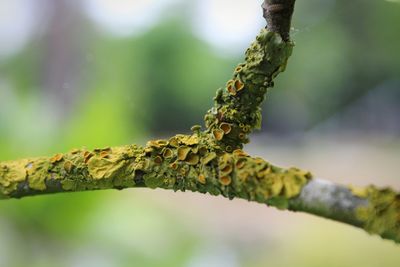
<box><xmin>1</xmin><ymin>0</ymin><xmax>399</xmax><ymax>245</ymax></box>
<box><xmin>289</xmin><ymin>180</ymin><xmax>400</xmax><ymax>243</ymax></box>
<box><xmin>204</xmin><ymin>29</ymin><xmax>293</xmax><ymax>151</ymax></box>
<box><xmin>1</xmin><ymin>140</ymin><xmax>399</xmax><ymax>243</ymax></box>
<box><xmin>262</xmin><ymin>0</ymin><xmax>296</xmax><ymax>41</ymax></box>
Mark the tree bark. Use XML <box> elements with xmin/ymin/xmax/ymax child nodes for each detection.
<box><xmin>262</xmin><ymin>0</ymin><xmax>296</xmax><ymax>41</ymax></box>
<box><xmin>1</xmin><ymin>0</ymin><xmax>399</xmax><ymax>245</ymax></box>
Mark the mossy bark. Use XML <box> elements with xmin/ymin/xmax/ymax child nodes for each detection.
<box><xmin>1</xmin><ymin>27</ymin><xmax>399</xmax><ymax>244</ymax></box>
<box><xmin>0</xmin><ymin>133</ymin><xmax>310</xmax><ymax>207</ymax></box>
<box><xmin>204</xmin><ymin>29</ymin><xmax>293</xmax><ymax>151</ymax></box>
<box><xmin>289</xmin><ymin>180</ymin><xmax>400</xmax><ymax>243</ymax></box>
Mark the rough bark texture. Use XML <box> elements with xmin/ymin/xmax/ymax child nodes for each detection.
<box><xmin>1</xmin><ymin>0</ymin><xmax>399</xmax><ymax>245</ymax></box>
<box><xmin>0</xmin><ymin>137</ymin><xmax>311</xmax><ymax>206</ymax></box>
<box><xmin>204</xmin><ymin>29</ymin><xmax>293</xmax><ymax>150</ymax></box>
<box><xmin>289</xmin><ymin>180</ymin><xmax>400</xmax><ymax>243</ymax></box>
<box><xmin>262</xmin><ymin>0</ymin><xmax>296</xmax><ymax>41</ymax></box>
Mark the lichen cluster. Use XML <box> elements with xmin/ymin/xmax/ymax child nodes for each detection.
<box><xmin>0</xmin><ymin>29</ymin><xmax>303</xmax><ymax>202</ymax></box>
<box><xmin>204</xmin><ymin>29</ymin><xmax>293</xmax><ymax>150</ymax></box>
<box><xmin>352</xmin><ymin>186</ymin><xmax>400</xmax><ymax>243</ymax></box>
<box><xmin>0</xmin><ymin>130</ymin><xmax>312</xmax><ymax>205</ymax></box>
<box><xmin>135</xmin><ymin>132</ymin><xmax>312</xmax><ymax>205</ymax></box>
<box><xmin>0</xmin><ymin>146</ymin><xmax>140</xmax><ymax>198</ymax></box>
<box><xmin>1</xmin><ymin>25</ymin><xmax>399</xmax><ymax>244</ymax></box>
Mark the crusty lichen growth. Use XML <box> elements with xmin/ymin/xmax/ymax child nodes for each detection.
<box><xmin>0</xmin><ymin>131</ymin><xmax>312</xmax><ymax>207</ymax></box>
<box><xmin>352</xmin><ymin>186</ymin><xmax>400</xmax><ymax>243</ymax></box>
<box><xmin>204</xmin><ymin>29</ymin><xmax>293</xmax><ymax>150</ymax></box>
<box><xmin>140</xmin><ymin>131</ymin><xmax>312</xmax><ymax>206</ymax></box>
<box><xmin>1</xmin><ymin>26</ymin><xmax>399</xmax><ymax>245</ymax></box>
<box><xmin>0</xmin><ymin>146</ymin><xmax>139</xmax><ymax>198</ymax></box>
<box><xmin>0</xmin><ymin>29</ymin><xmax>304</xmax><ymax>203</ymax></box>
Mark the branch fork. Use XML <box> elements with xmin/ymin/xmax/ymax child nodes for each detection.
<box><xmin>1</xmin><ymin>1</ymin><xmax>399</xmax><ymax>244</ymax></box>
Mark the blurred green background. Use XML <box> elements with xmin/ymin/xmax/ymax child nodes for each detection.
<box><xmin>0</xmin><ymin>0</ymin><xmax>400</xmax><ymax>266</ymax></box>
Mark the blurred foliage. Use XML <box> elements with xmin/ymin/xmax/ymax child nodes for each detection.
<box><xmin>264</xmin><ymin>0</ymin><xmax>400</xmax><ymax>134</ymax></box>
<box><xmin>132</xmin><ymin>18</ymin><xmax>236</xmax><ymax>133</ymax></box>
<box><xmin>0</xmin><ymin>0</ymin><xmax>399</xmax><ymax>266</ymax></box>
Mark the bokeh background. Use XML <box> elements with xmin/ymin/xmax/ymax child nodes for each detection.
<box><xmin>1</xmin><ymin>0</ymin><xmax>400</xmax><ymax>266</ymax></box>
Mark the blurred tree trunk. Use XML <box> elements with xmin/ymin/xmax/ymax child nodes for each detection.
<box><xmin>41</xmin><ymin>0</ymin><xmax>86</xmax><ymax>121</ymax></box>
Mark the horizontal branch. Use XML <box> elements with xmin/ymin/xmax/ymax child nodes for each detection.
<box><xmin>0</xmin><ymin>135</ymin><xmax>399</xmax><ymax>243</ymax></box>
<box><xmin>289</xmin><ymin>180</ymin><xmax>400</xmax><ymax>243</ymax></box>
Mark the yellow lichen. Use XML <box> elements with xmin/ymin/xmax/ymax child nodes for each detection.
<box><xmin>225</xmin><ymin>146</ymin><xmax>233</xmax><ymax>153</ymax></box>
<box><xmin>227</xmin><ymin>84</ymin><xmax>236</xmax><ymax>96</ymax></box>
<box><xmin>213</xmin><ymin>129</ymin><xmax>225</xmax><ymax>141</ymax></box>
<box><xmin>233</xmin><ymin>149</ymin><xmax>248</xmax><ymax>157</ymax></box>
<box><xmin>177</xmin><ymin>146</ymin><xmax>191</xmax><ymax>161</ymax></box>
<box><xmin>201</xmin><ymin>152</ymin><xmax>217</xmax><ymax>165</ymax></box>
<box><xmin>162</xmin><ymin>148</ymin><xmax>174</xmax><ymax>159</ymax></box>
<box><xmin>0</xmin><ymin>30</ymin><xmax>309</xmax><ymax>218</ymax></box>
<box><xmin>50</xmin><ymin>154</ymin><xmax>63</xmax><ymax>163</ymax></box>
<box><xmin>235</xmin><ymin>158</ymin><xmax>247</xmax><ymax>169</ymax></box>
<box><xmin>238</xmin><ymin>133</ymin><xmax>246</xmax><ymax>140</ymax></box>
<box><xmin>83</xmin><ymin>151</ymin><xmax>94</xmax><ymax>163</ymax></box>
<box><xmin>219</xmin><ymin>123</ymin><xmax>232</xmax><ymax>134</ymax></box>
<box><xmin>242</xmin><ymin>125</ymin><xmax>250</xmax><ymax>133</ymax></box>
<box><xmin>198</xmin><ymin>174</ymin><xmax>206</xmax><ymax>184</ymax></box>
<box><xmin>169</xmin><ymin>161</ymin><xmax>179</xmax><ymax>170</ymax></box>
<box><xmin>237</xmin><ymin>170</ymin><xmax>249</xmax><ymax>182</ymax></box>
<box><xmin>353</xmin><ymin>186</ymin><xmax>400</xmax><ymax>242</ymax></box>
<box><xmin>70</xmin><ymin>149</ymin><xmax>81</xmax><ymax>154</ymax></box>
<box><xmin>144</xmin><ymin>147</ymin><xmax>153</xmax><ymax>154</ymax></box>
<box><xmin>154</xmin><ymin>156</ymin><xmax>163</xmax><ymax>165</ymax></box>
<box><xmin>168</xmin><ymin>137</ymin><xmax>179</xmax><ymax>148</ymax></box>
<box><xmin>179</xmin><ymin>167</ymin><xmax>188</xmax><ymax>176</ymax></box>
<box><xmin>226</xmin><ymin>80</ymin><xmax>234</xmax><ymax>87</ymax></box>
<box><xmin>234</xmin><ymin>79</ymin><xmax>245</xmax><ymax>92</ymax></box>
<box><xmin>234</xmin><ymin>66</ymin><xmax>243</xmax><ymax>73</ymax></box>
<box><xmin>191</xmin><ymin>146</ymin><xmax>199</xmax><ymax>154</ymax></box>
<box><xmin>180</xmin><ymin>135</ymin><xmax>199</xmax><ymax>146</ymax></box>
<box><xmin>99</xmin><ymin>151</ymin><xmax>110</xmax><ymax>158</ymax></box>
<box><xmin>198</xmin><ymin>146</ymin><xmax>208</xmax><ymax>156</ymax></box>
<box><xmin>63</xmin><ymin>161</ymin><xmax>74</xmax><ymax>173</ymax></box>
<box><xmin>147</xmin><ymin>139</ymin><xmax>168</xmax><ymax>148</ymax></box>
<box><xmin>219</xmin><ymin>176</ymin><xmax>232</xmax><ymax>186</ymax></box>
<box><xmin>185</xmin><ymin>153</ymin><xmax>200</xmax><ymax>165</ymax></box>
<box><xmin>220</xmin><ymin>165</ymin><xmax>233</xmax><ymax>176</ymax></box>
<box><xmin>134</xmin><ymin>159</ymin><xmax>150</xmax><ymax>171</ymax></box>
<box><xmin>264</xmin><ymin>175</ymin><xmax>283</xmax><ymax>196</ymax></box>
<box><xmin>190</xmin><ymin>125</ymin><xmax>202</xmax><ymax>132</ymax></box>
